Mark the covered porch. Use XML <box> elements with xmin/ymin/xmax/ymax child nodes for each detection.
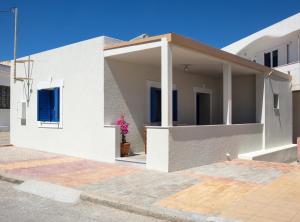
<box><xmin>103</xmin><ymin>34</ymin><xmax>266</xmax><ymax>171</ymax></box>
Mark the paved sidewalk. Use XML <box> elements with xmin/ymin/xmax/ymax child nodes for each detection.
<box><xmin>0</xmin><ymin>146</ymin><xmax>300</xmax><ymax>222</ymax></box>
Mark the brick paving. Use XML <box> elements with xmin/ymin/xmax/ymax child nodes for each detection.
<box><xmin>0</xmin><ymin>146</ymin><xmax>300</xmax><ymax>222</ymax></box>
<box><xmin>0</xmin><ymin>147</ymin><xmax>141</xmax><ymax>188</ymax></box>
<box><xmin>160</xmin><ymin>161</ymin><xmax>300</xmax><ymax>222</ymax></box>
<box><xmin>82</xmin><ymin>171</ymin><xmax>199</xmax><ymax>205</ymax></box>
<box><xmin>184</xmin><ymin>161</ymin><xmax>283</xmax><ymax>184</ymax></box>
<box><xmin>0</xmin><ymin>146</ymin><xmax>57</xmax><ymax>163</ymax></box>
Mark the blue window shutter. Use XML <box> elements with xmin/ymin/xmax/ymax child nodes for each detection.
<box><xmin>150</xmin><ymin>87</ymin><xmax>157</xmax><ymax>122</ymax></box>
<box><xmin>37</xmin><ymin>90</ymin><xmax>51</xmax><ymax>121</ymax></box>
<box><xmin>150</xmin><ymin>87</ymin><xmax>162</xmax><ymax>122</ymax></box>
<box><xmin>157</xmin><ymin>89</ymin><xmax>161</xmax><ymax>122</ymax></box>
<box><xmin>52</xmin><ymin>88</ymin><xmax>60</xmax><ymax>122</ymax></box>
<box><xmin>151</xmin><ymin>87</ymin><xmax>176</xmax><ymax>122</ymax></box>
<box><xmin>173</xmin><ymin>90</ymin><xmax>178</xmax><ymax>121</ymax></box>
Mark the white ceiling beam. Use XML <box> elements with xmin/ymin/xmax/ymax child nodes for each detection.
<box><xmin>104</xmin><ymin>41</ymin><xmax>162</xmax><ymax>57</ymax></box>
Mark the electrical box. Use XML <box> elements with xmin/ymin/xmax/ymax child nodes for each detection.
<box><xmin>17</xmin><ymin>101</ymin><xmax>26</xmax><ymax>119</ymax></box>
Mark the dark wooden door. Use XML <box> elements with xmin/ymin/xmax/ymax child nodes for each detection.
<box><xmin>196</xmin><ymin>93</ymin><xmax>211</xmax><ymax>125</ymax></box>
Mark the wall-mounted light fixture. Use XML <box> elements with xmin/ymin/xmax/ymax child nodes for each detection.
<box><xmin>183</xmin><ymin>64</ymin><xmax>191</xmax><ymax>72</ymax></box>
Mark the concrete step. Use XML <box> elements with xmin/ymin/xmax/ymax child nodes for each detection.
<box><xmin>238</xmin><ymin>144</ymin><xmax>297</xmax><ymax>163</ymax></box>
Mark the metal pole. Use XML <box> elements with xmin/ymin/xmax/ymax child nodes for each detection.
<box><xmin>12</xmin><ymin>7</ymin><xmax>18</xmax><ymax>81</ymax></box>
<box><xmin>27</xmin><ymin>56</ymin><xmax>30</xmax><ymax>103</ymax></box>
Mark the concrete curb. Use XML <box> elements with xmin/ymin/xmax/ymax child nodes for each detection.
<box><xmin>80</xmin><ymin>192</ymin><xmax>203</xmax><ymax>222</ymax></box>
<box><xmin>0</xmin><ymin>173</ymin><xmax>24</xmax><ymax>184</ymax></box>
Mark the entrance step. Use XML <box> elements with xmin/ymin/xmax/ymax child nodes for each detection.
<box><xmin>238</xmin><ymin>144</ymin><xmax>297</xmax><ymax>163</ymax></box>
<box><xmin>115</xmin><ymin>153</ymin><xmax>146</xmax><ymax>168</ymax></box>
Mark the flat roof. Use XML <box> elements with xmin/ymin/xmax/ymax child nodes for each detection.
<box><xmin>104</xmin><ymin>33</ymin><xmax>290</xmax><ymax>80</ymax></box>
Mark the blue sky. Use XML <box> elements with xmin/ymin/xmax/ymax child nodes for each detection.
<box><xmin>0</xmin><ymin>0</ymin><xmax>299</xmax><ymax>61</ymax></box>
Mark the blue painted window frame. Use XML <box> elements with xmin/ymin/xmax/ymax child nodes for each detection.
<box><xmin>37</xmin><ymin>87</ymin><xmax>60</xmax><ymax>122</ymax></box>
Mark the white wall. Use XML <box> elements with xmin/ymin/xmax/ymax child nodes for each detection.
<box><xmin>223</xmin><ymin>13</ymin><xmax>300</xmax><ymax>89</ymax></box>
<box><xmin>276</xmin><ymin>62</ymin><xmax>300</xmax><ymax>90</ymax></box>
<box><xmin>223</xmin><ymin>12</ymin><xmax>300</xmax><ymax>55</ymax></box>
<box><xmin>174</xmin><ymin>72</ymin><xmax>222</xmax><ymax>125</ymax></box>
<box><xmin>222</xmin><ymin>13</ymin><xmax>296</xmax><ymax>152</ymax></box>
<box><xmin>11</xmin><ymin>36</ymin><xmax>121</xmax><ymax>162</ymax></box>
<box><xmin>104</xmin><ymin>59</ymin><xmax>222</xmax><ymax>153</ymax></box>
<box><xmin>264</xmin><ymin>75</ymin><xmax>293</xmax><ymax>149</ymax></box>
<box><xmin>0</xmin><ymin>65</ymin><xmax>10</xmax><ymax>129</ymax></box>
<box><xmin>146</xmin><ymin>124</ymin><xmax>263</xmax><ymax>172</ymax></box>
<box><xmin>227</xmin><ymin>32</ymin><xmax>299</xmax><ymax>66</ymax></box>
<box><xmin>146</xmin><ymin>127</ymin><xmax>169</xmax><ymax>172</ymax></box>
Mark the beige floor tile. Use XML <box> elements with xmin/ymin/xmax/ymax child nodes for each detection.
<box><xmin>290</xmin><ymin>213</ymin><xmax>300</xmax><ymax>222</ymax></box>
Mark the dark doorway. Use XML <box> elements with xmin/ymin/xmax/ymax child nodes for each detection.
<box><xmin>293</xmin><ymin>91</ymin><xmax>300</xmax><ymax>143</ymax></box>
<box><xmin>196</xmin><ymin>93</ymin><xmax>211</xmax><ymax>125</ymax></box>
<box><xmin>150</xmin><ymin>87</ymin><xmax>178</xmax><ymax>122</ymax></box>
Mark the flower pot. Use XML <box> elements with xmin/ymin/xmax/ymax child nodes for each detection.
<box><xmin>121</xmin><ymin>142</ymin><xmax>130</xmax><ymax>157</ymax></box>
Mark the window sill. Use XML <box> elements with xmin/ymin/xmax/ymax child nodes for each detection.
<box><xmin>38</xmin><ymin>121</ymin><xmax>62</xmax><ymax>129</ymax></box>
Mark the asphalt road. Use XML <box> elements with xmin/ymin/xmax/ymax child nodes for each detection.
<box><xmin>0</xmin><ymin>180</ymin><xmax>165</xmax><ymax>222</ymax></box>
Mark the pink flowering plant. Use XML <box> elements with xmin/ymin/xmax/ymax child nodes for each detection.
<box><xmin>116</xmin><ymin>113</ymin><xmax>129</xmax><ymax>143</ymax></box>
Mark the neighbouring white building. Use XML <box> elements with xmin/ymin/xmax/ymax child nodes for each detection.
<box><xmin>0</xmin><ymin>61</ymin><xmax>10</xmax><ymax>132</ymax></box>
<box><xmin>223</xmin><ymin>12</ymin><xmax>300</xmax><ymax>143</ymax></box>
<box><xmin>11</xmin><ymin>33</ymin><xmax>295</xmax><ymax>172</ymax></box>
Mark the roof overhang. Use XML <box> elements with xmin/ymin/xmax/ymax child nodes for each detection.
<box><xmin>104</xmin><ymin>33</ymin><xmax>291</xmax><ymax>80</ymax></box>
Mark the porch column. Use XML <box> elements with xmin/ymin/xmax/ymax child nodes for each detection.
<box><xmin>161</xmin><ymin>37</ymin><xmax>173</xmax><ymax>127</ymax></box>
<box><xmin>100</xmin><ymin>39</ymin><xmax>105</xmax><ymax>127</ymax></box>
<box><xmin>223</xmin><ymin>63</ymin><xmax>232</xmax><ymax>125</ymax></box>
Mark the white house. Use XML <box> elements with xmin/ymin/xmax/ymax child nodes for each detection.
<box><xmin>0</xmin><ymin>61</ymin><xmax>10</xmax><ymax>132</ymax></box>
<box><xmin>223</xmin><ymin>12</ymin><xmax>300</xmax><ymax>143</ymax></box>
<box><xmin>11</xmin><ymin>33</ymin><xmax>295</xmax><ymax>172</ymax></box>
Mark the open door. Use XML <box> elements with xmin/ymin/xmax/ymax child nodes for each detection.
<box><xmin>196</xmin><ymin>92</ymin><xmax>211</xmax><ymax>125</ymax></box>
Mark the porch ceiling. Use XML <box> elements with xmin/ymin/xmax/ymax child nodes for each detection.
<box><xmin>104</xmin><ymin>33</ymin><xmax>291</xmax><ymax>80</ymax></box>
<box><xmin>106</xmin><ymin>45</ymin><xmax>261</xmax><ymax>77</ymax></box>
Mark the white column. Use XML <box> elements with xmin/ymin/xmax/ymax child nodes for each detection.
<box><xmin>100</xmin><ymin>39</ymin><xmax>105</xmax><ymax>127</ymax></box>
<box><xmin>161</xmin><ymin>37</ymin><xmax>173</xmax><ymax>127</ymax></box>
<box><xmin>223</xmin><ymin>63</ymin><xmax>232</xmax><ymax>125</ymax></box>
<box><xmin>298</xmin><ymin>34</ymin><xmax>300</xmax><ymax>62</ymax></box>
<box><xmin>262</xmin><ymin>77</ymin><xmax>266</xmax><ymax>150</ymax></box>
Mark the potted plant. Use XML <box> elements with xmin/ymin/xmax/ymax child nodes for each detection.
<box><xmin>116</xmin><ymin>113</ymin><xmax>130</xmax><ymax>157</ymax></box>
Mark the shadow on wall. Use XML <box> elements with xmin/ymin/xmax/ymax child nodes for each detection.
<box><xmin>232</xmin><ymin>75</ymin><xmax>256</xmax><ymax>124</ymax></box>
<box><xmin>104</xmin><ymin>59</ymin><xmax>160</xmax><ymax>154</ymax></box>
<box><xmin>169</xmin><ymin>124</ymin><xmax>263</xmax><ymax>141</ymax></box>
<box><xmin>168</xmin><ymin>124</ymin><xmax>263</xmax><ymax>171</ymax></box>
